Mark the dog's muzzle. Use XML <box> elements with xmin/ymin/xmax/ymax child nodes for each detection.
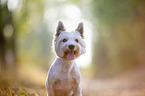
<box><xmin>65</xmin><ymin>50</ymin><xmax>77</xmax><ymax>60</ymax></box>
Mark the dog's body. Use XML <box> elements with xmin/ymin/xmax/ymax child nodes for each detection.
<box><xmin>46</xmin><ymin>21</ymin><xmax>86</xmax><ymax>96</ymax></box>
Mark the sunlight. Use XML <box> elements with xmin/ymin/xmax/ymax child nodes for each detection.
<box><xmin>76</xmin><ymin>21</ymin><xmax>92</xmax><ymax>68</ymax></box>
<box><xmin>44</xmin><ymin>4</ymin><xmax>92</xmax><ymax>68</ymax></box>
<box><xmin>0</xmin><ymin>0</ymin><xmax>7</xmax><ymax>5</ymax></box>
<box><xmin>60</xmin><ymin>20</ymin><xmax>92</xmax><ymax>68</ymax></box>
<box><xmin>7</xmin><ymin>0</ymin><xmax>18</xmax><ymax>11</ymax></box>
<box><xmin>60</xmin><ymin>5</ymin><xmax>92</xmax><ymax>68</ymax></box>
<box><xmin>64</xmin><ymin>5</ymin><xmax>81</xmax><ymax>19</ymax></box>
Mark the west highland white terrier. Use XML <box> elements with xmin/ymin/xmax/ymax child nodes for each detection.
<box><xmin>46</xmin><ymin>21</ymin><xmax>86</xmax><ymax>96</ymax></box>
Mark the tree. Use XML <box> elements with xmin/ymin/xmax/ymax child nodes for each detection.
<box><xmin>0</xmin><ymin>2</ymin><xmax>16</xmax><ymax>73</ymax></box>
<box><xmin>91</xmin><ymin>0</ymin><xmax>145</xmax><ymax>77</ymax></box>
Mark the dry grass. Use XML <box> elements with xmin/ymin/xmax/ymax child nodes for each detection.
<box><xmin>1</xmin><ymin>65</ymin><xmax>145</xmax><ymax>96</ymax></box>
<box><xmin>0</xmin><ymin>78</ymin><xmax>35</xmax><ymax>96</ymax></box>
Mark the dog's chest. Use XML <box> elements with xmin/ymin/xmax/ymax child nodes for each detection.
<box><xmin>53</xmin><ymin>73</ymin><xmax>77</xmax><ymax>90</ymax></box>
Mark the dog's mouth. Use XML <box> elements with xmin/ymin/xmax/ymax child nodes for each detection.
<box><xmin>64</xmin><ymin>51</ymin><xmax>77</xmax><ymax>60</ymax></box>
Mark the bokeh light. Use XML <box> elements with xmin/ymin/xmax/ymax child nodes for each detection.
<box><xmin>1</xmin><ymin>0</ymin><xmax>145</xmax><ymax>96</ymax></box>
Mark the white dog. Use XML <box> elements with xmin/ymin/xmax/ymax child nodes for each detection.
<box><xmin>46</xmin><ymin>21</ymin><xmax>86</xmax><ymax>96</ymax></box>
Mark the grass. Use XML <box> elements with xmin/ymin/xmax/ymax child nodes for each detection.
<box><xmin>0</xmin><ymin>63</ymin><xmax>47</xmax><ymax>96</ymax></box>
<box><xmin>1</xmin><ymin>64</ymin><xmax>145</xmax><ymax>96</ymax></box>
<box><xmin>0</xmin><ymin>77</ymin><xmax>35</xmax><ymax>96</ymax></box>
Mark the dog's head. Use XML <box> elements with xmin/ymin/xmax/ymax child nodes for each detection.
<box><xmin>53</xmin><ymin>21</ymin><xmax>86</xmax><ymax>60</ymax></box>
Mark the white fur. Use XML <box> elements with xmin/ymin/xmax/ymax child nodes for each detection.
<box><xmin>54</xmin><ymin>31</ymin><xmax>85</xmax><ymax>58</ymax></box>
<box><xmin>46</xmin><ymin>21</ymin><xmax>85</xmax><ymax>96</ymax></box>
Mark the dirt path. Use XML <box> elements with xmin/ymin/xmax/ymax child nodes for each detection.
<box><xmin>15</xmin><ymin>65</ymin><xmax>145</xmax><ymax>96</ymax></box>
<box><xmin>82</xmin><ymin>66</ymin><xmax>145</xmax><ymax>96</ymax></box>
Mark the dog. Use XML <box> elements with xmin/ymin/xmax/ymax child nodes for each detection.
<box><xmin>46</xmin><ymin>21</ymin><xmax>86</xmax><ymax>96</ymax></box>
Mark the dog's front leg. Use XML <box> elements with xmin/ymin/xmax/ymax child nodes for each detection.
<box><xmin>72</xmin><ymin>83</ymin><xmax>82</xmax><ymax>96</ymax></box>
<box><xmin>47</xmin><ymin>84</ymin><xmax>55</xmax><ymax>96</ymax></box>
<box><xmin>46</xmin><ymin>77</ymin><xmax>56</xmax><ymax>96</ymax></box>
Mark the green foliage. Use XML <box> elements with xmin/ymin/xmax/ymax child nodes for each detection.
<box><xmin>91</xmin><ymin>0</ymin><xmax>145</xmax><ymax>77</ymax></box>
<box><xmin>12</xmin><ymin>0</ymin><xmax>55</xmax><ymax>68</ymax></box>
<box><xmin>92</xmin><ymin>0</ymin><xmax>145</xmax><ymax>24</ymax></box>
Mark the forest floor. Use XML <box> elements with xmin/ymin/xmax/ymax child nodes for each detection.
<box><xmin>0</xmin><ymin>65</ymin><xmax>145</xmax><ymax>96</ymax></box>
<box><xmin>82</xmin><ymin>66</ymin><xmax>145</xmax><ymax>96</ymax></box>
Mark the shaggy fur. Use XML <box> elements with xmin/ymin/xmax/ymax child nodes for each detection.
<box><xmin>46</xmin><ymin>21</ymin><xmax>86</xmax><ymax>96</ymax></box>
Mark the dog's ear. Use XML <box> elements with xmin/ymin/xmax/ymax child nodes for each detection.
<box><xmin>56</xmin><ymin>21</ymin><xmax>66</xmax><ymax>36</ymax></box>
<box><xmin>76</xmin><ymin>22</ymin><xmax>84</xmax><ymax>38</ymax></box>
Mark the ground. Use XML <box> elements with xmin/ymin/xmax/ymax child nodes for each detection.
<box><xmin>82</xmin><ymin>66</ymin><xmax>145</xmax><ymax>96</ymax></box>
<box><xmin>1</xmin><ymin>65</ymin><xmax>145</xmax><ymax>96</ymax></box>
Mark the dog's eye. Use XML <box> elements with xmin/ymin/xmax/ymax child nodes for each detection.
<box><xmin>62</xmin><ymin>39</ymin><xmax>67</xmax><ymax>42</ymax></box>
<box><xmin>75</xmin><ymin>39</ymin><xmax>78</xmax><ymax>43</ymax></box>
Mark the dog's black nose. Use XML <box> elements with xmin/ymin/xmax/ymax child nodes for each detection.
<box><xmin>69</xmin><ymin>45</ymin><xmax>75</xmax><ymax>50</ymax></box>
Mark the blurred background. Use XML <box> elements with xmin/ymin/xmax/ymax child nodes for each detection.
<box><xmin>1</xmin><ymin>0</ymin><xmax>145</xmax><ymax>96</ymax></box>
